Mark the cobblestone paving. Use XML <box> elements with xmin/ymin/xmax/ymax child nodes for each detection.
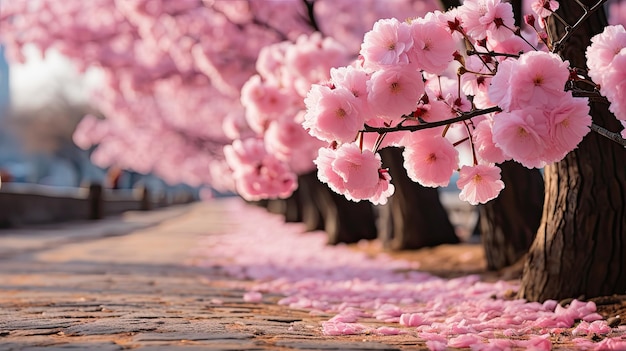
<box><xmin>0</xmin><ymin>201</ymin><xmax>413</xmax><ymax>351</ymax></box>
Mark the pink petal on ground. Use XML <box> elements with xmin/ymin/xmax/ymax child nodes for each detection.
<box><xmin>426</xmin><ymin>340</ymin><xmax>447</xmax><ymax>351</ymax></box>
<box><xmin>471</xmin><ymin>338</ymin><xmax>515</xmax><ymax>351</ymax></box>
<box><xmin>448</xmin><ymin>334</ymin><xmax>484</xmax><ymax>348</ymax></box>
<box><xmin>593</xmin><ymin>337</ymin><xmax>626</xmax><ymax>350</ymax></box>
<box><xmin>321</xmin><ymin>321</ymin><xmax>369</xmax><ymax>336</ymax></box>
<box><xmin>399</xmin><ymin>313</ymin><xmax>428</xmax><ymax>327</ymax></box>
<box><xmin>243</xmin><ymin>291</ymin><xmax>263</xmax><ymax>302</ymax></box>
<box><xmin>375</xmin><ymin>326</ymin><xmax>405</xmax><ymax>335</ymax></box>
<box><xmin>419</xmin><ymin>332</ymin><xmax>447</xmax><ymax>342</ymax></box>
<box><xmin>515</xmin><ymin>334</ymin><xmax>552</xmax><ymax>351</ymax></box>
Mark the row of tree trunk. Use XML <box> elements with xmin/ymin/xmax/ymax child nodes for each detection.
<box><xmin>259</xmin><ymin>147</ymin><xmax>544</xmax><ymax>272</ymax></box>
<box><xmin>257</xmin><ymin>0</ymin><xmax>626</xmax><ymax>303</ymax></box>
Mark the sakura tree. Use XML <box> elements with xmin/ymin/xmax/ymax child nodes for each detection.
<box><xmin>2</xmin><ymin>0</ymin><xmax>461</xmax><ymax>246</ymax></box>
<box><xmin>221</xmin><ymin>0</ymin><xmax>464</xmax><ymax>246</ymax></box>
<box><xmin>303</xmin><ymin>0</ymin><xmax>626</xmax><ymax>300</ymax></box>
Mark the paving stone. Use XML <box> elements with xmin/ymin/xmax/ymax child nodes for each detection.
<box><xmin>155</xmin><ymin>320</ymin><xmax>227</xmax><ymax>333</ymax></box>
<box><xmin>63</xmin><ymin>319</ymin><xmax>162</xmax><ymax>336</ymax></box>
<box><xmin>0</xmin><ymin>201</ymin><xmax>425</xmax><ymax>351</ymax></box>
<box><xmin>133</xmin><ymin>344</ymin><xmax>264</xmax><ymax>351</ymax></box>
<box><xmin>2</xmin><ymin>319</ymin><xmax>81</xmax><ymax>330</ymax></box>
<box><xmin>10</xmin><ymin>329</ymin><xmax>63</xmax><ymax>337</ymax></box>
<box><xmin>134</xmin><ymin>331</ymin><xmax>254</xmax><ymax>342</ymax></box>
<box><xmin>275</xmin><ymin>340</ymin><xmax>401</xmax><ymax>350</ymax></box>
<box><xmin>20</xmin><ymin>342</ymin><xmax>123</xmax><ymax>351</ymax></box>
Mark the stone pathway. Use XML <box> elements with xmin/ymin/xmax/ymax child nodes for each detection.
<box><xmin>0</xmin><ymin>201</ymin><xmax>408</xmax><ymax>351</ymax></box>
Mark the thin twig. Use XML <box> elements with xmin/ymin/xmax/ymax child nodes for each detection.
<box><xmin>551</xmin><ymin>0</ymin><xmax>609</xmax><ymax>53</ymax></box>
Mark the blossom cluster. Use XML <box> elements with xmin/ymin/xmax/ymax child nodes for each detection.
<box><xmin>227</xmin><ymin>33</ymin><xmax>351</xmax><ymax>200</ymax></box>
<box><xmin>587</xmin><ymin>25</ymin><xmax>626</xmax><ymax>124</ymax></box>
<box><xmin>302</xmin><ymin>0</ymin><xmax>612</xmax><ymax>205</ymax></box>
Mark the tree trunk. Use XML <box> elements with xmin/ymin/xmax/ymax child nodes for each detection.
<box><xmin>297</xmin><ymin>172</ymin><xmax>325</xmax><ymax>231</ymax></box>
<box><xmin>479</xmin><ymin>161</ymin><xmax>544</xmax><ymax>270</ymax></box>
<box><xmin>378</xmin><ymin>147</ymin><xmax>459</xmax><ymax>250</ymax></box>
<box><xmin>519</xmin><ymin>1</ymin><xmax>626</xmax><ymax>301</ymax></box>
<box><xmin>283</xmin><ymin>187</ymin><xmax>303</xmax><ymax>223</ymax></box>
<box><xmin>301</xmin><ymin>174</ymin><xmax>376</xmax><ymax>245</ymax></box>
<box><xmin>265</xmin><ymin>198</ymin><xmax>286</xmax><ymax>215</ymax></box>
<box><xmin>319</xmin><ymin>187</ymin><xmax>378</xmax><ymax>245</ymax></box>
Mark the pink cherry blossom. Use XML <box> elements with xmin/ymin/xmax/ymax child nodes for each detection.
<box><xmin>330</xmin><ymin>65</ymin><xmax>374</xmax><ymax>121</ymax></box>
<box><xmin>489</xmin><ymin>51</ymin><xmax>570</xmax><ymax>111</ymax></box>
<box><xmin>312</xmin><ymin>143</ymin><xmax>394</xmax><ymax>205</ymax></box>
<box><xmin>240</xmin><ymin>75</ymin><xmax>292</xmax><ymax>134</ymax></box>
<box><xmin>332</xmin><ymin>143</ymin><xmax>381</xmax><ymax>192</ymax></box>
<box><xmin>412</xmin><ymin>99</ymin><xmax>455</xmax><ymax>124</ymax></box>
<box><xmin>407</xmin><ymin>15</ymin><xmax>457</xmax><ymax>74</ymax></box>
<box><xmin>367</xmin><ymin>65</ymin><xmax>425</xmax><ymax>123</ymax></box>
<box><xmin>456</xmin><ymin>164</ymin><xmax>505</xmax><ymax>205</ymax></box>
<box><xmin>492</xmin><ymin>108</ymin><xmax>550</xmax><ymax>169</ymax></box>
<box><xmin>314</xmin><ymin>147</ymin><xmax>347</xmax><ymax>195</ymax></box>
<box><xmin>347</xmin><ymin>168</ymin><xmax>395</xmax><ymax>205</ymax></box>
<box><xmin>586</xmin><ymin>25</ymin><xmax>626</xmax><ymax>87</ymax></box>
<box><xmin>461</xmin><ymin>56</ymin><xmax>493</xmax><ymax>97</ymax></box>
<box><xmin>426</xmin><ymin>76</ymin><xmax>472</xmax><ymax>113</ymax></box>
<box><xmin>473</xmin><ymin>117</ymin><xmax>510</xmax><ymax>164</ymax></box>
<box><xmin>224</xmin><ymin>138</ymin><xmax>297</xmax><ymax>200</ymax></box>
<box><xmin>597</xmin><ymin>49</ymin><xmax>626</xmax><ymax>121</ymax></box>
<box><xmin>264</xmin><ymin>119</ymin><xmax>315</xmax><ymax>162</ymax></box>
<box><xmin>303</xmin><ymin>84</ymin><xmax>364</xmax><ymax>143</ymax></box>
<box><xmin>531</xmin><ymin>0</ymin><xmax>560</xmax><ymax>18</ymax></box>
<box><xmin>223</xmin><ymin>138</ymin><xmax>267</xmax><ymax>173</ymax></box>
<box><xmin>360</xmin><ymin>18</ymin><xmax>413</xmax><ymax>70</ymax></box>
<box><xmin>543</xmin><ymin>93</ymin><xmax>592</xmax><ymax>162</ymax></box>
<box><xmin>457</xmin><ymin>0</ymin><xmax>515</xmax><ymax>42</ymax></box>
<box><xmin>403</xmin><ymin>133</ymin><xmax>459</xmax><ymax>187</ymax></box>
<box><xmin>486</xmin><ymin>31</ymin><xmax>537</xmax><ymax>57</ymax></box>
<box><xmin>235</xmin><ymin>155</ymin><xmax>298</xmax><ymax>201</ymax></box>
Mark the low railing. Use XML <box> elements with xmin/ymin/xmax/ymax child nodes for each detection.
<box><xmin>0</xmin><ymin>183</ymin><xmax>196</xmax><ymax>228</ymax></box>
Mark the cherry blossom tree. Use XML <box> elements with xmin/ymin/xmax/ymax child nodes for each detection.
<box><xmin>303</xmin><ymin>0</ymin><xmax>626</xmax><ymax>300</ymax></box>
<box><xmin>224</xmin><ymin>0</ymin><xmax>460</xmax><ymax>246</ymax></box>
<box><xmin>2</xmin><ymin>0</ymin><xmax>462</xmax><ymax>246</ymax></box>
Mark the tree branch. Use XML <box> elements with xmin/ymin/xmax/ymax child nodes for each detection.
<box><xmin>551</xmin><ymin>0</ymin><xmax>609</xmax><ymax>53</ymax></box>
<box><xmin>361</xmin><ymin>106</ymin><xmax>502</xmax><ymax>134</ymax></box>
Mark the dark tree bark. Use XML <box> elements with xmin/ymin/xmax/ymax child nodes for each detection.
<box><xmin>283</xmin><ymin>187</ymin><xmax>303</xmax><ymax>223</ymax></box>
<box><xmin>439</xmin><ymin>0</ymin><xmax>460</xmax><ymax>10</ymax></box>
<box><xmin>307</xmin><ymin>179</ymin><xmax>377</xmax><ymax>244</ymax></box>
<box><xmin>479</xmin><ymin>161</ymin><xmax>544</xmax><ymax>270</ymax></box>
<box><xmin>297</xmin><ymin>172</ymin><xmax>325</xmax><ymax>231</ymax></box>
<box><xmin>265</xmin><ymin>198</ymin><xmax>287</xmax><ymax>215</ymax></box>
<box><xmin>319</xmin><ymin>187</ymin><xmax>378</xmax><ymax>245</ymax></box>
<box><xmin>295</xmin><ymin>171</ymin><xmax>377</xmax><ymax>244</ymax></box>
<box><xmin>519</xmin><ymin>1</ymin><xmax>626</xmax><ymax>301</ymax></box>
<box><xmin>378</xmin><ymin>147</ymin><xmax>459</xmax><ymax>250</ymax></box>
